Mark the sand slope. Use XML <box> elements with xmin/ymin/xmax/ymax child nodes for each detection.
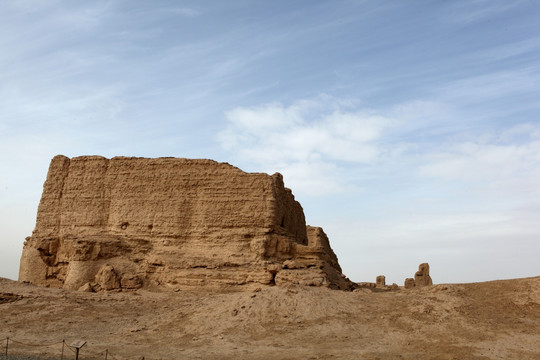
<box><xmin>1</xmin><ymin>277</ymin><xmax>539</xmax><ymax>359</ymax></box>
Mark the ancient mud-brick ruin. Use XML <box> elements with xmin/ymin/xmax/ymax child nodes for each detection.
<box><xmin>415</xmin><ymin>263</ymin><xmax>433</xmax><ymax>287</ymax></box>
<box><xmin>404</xmin><ymin>263</ymin><xmax>433</xmax><ymax>289</ymax></box>
<box><xmin>19</xmin><ymin>156</ymin><xmax>353</xmax><ymax>291</ymax></box>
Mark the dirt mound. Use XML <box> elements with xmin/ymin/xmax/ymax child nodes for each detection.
<box><xmin>1</xmin><ymin>276</ymin><xmax>538</xmax><ymax>359</ymax></box>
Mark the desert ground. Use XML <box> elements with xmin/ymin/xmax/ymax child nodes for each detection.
<box><xmin>0</xmin><ymin>276</ymin><xmax>539</xmax><ymax>360</ymax></box>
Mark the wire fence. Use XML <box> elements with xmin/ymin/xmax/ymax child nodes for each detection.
<box><xmin>0</xmin><ymin>337</ymin><xmax>131</xmax><ymax>360</ymax></box>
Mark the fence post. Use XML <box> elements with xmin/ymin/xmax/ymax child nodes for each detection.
<box><xmin>105</xmin><ymin>349</ymin><xmax>108</xmax><ymax>360</ymax></box>
<box><xmin>61</xmin><ymin>339</ymin><xmax>65</xmax><ymax>360</ymax></box>
<box><xmin>70</xmin><ymin>340</ymin><xmax>86</xmax><ymax>360</ymax></box>
<box><xmin>5</xmin><ymin>337</ymin><xmax>8</xmax><ymax>359</ymax></box>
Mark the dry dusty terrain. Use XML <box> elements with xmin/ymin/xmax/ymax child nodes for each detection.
<box><xmin>1</xmin><ymin>276</ymin><xmax>539</xmax><ymax>360</ymax></box>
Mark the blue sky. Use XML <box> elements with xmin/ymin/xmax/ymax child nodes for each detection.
<box><xmin>1</xmin><ymin>0</ymin><xmax>539</xmax><ymax>284</ymax></box>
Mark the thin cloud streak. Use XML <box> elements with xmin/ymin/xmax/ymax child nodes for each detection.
<box><xmin>446</xmin><ymin>0</ymin><xmax>526</xmax><ymax>25</ymax></box>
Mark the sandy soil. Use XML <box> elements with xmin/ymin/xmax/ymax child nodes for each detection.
<box><xmin>0</xmin><ymin>277</ymin><xmax>539</xmax><ymax>359</ymax></box>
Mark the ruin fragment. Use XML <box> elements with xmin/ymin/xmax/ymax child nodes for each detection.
<box><xmin>403</xmin><ymin>263</ymin><xmax>434</xmax><ymax>289</ymax></box>
<box><xmin>414</xmin><ymin>263</ymin><xmax>433</xmax><ymax>287</ymax></box>
<box><xmin>404</xmin><ymin>278</ymin><xmax>415</xmax><ymax>289</ymax></box>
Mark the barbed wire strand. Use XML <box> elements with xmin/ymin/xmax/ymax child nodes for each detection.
<box><xmin>84</xmin><ymin>347</ymin><xmax>120</xmax><ymax>360</ymax></box>
<box><xmin>64</xmin><ymin>343</ymin><xmax>78</xmax><ymax>354</ymax></box>
<box><xmin>58</xmin><ymin>340</ymin><xmax>107</xmax><ymax>360</ymax></box>
<box><xmin>65</xmin><ymin>342</ymin><xmax>111</xmax><ymax>359</ymax></box>
<box><xmin>108</xmin><ymin>351</ymin><xmax>121</xmax><ymax>360</ymax></box>
<box><xmin>99</xmin><ymin>348</ymin><xmax>112</xmax><ymax>360</ymax></box>
<box><xmin>1</xmin><ymin>337</ymin><xmax>142</xmax><ymax>360</ymax></box>
<box><xmin>9</xmin><ymin>338</ymin><xmax>64</xmax><ymax>347</ymax></box>
<box><xmin>80</xmin><ymin>346</ymin><xmax>108</xmax><ymax>358</ymax></box>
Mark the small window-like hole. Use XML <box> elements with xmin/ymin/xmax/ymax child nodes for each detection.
<box><xmin>280</xmin><ymin>216</ymin><xmax>285</xmax><ymax>227</ymax></box>
<box><xmin>148</xmin><ymin>225</ymin><xmax>153</xmax><ymax>230</ymax></box>
<box><xmin>121</xmin><ymin>222</ymin><xmax>129</xmax><ymax>230</ymax></box>
<box><xmin>269</xmin><ymin>272</ymin><xmax>277</xmax><ymax>286</ymax></box>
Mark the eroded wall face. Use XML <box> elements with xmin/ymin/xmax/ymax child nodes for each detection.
<box><xmin>20</xmin><ymin>156</ymin><xmax>351</xmax><ymax>291</ymax></box>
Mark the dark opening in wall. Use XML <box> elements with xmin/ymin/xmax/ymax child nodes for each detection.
<box><xmin>280</xmin><ymin>216</ymin><xmax>285</xmax><ymax>227</ymax></box>
<box><xmin>270</xmin><ymin>272</ymin><xmax>277</xmax><ymax>286</ymax></box>
<box><xmin>121</xmin><ymin>222</ymin><xmax>129</xmax><ymax>230</ymax></box>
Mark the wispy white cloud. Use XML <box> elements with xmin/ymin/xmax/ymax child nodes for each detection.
<box><xmin>218</xmin><ymin>92</ymin><xmax>540</xmax><ymax>199</ymax></box>
<box><xmin>447</xmin><ymin>0</ymin><xmax>526</xmax><ymax>25</ymax></box>
<box><xmin>0</xmin><ymin>82</ymin><xmax>126</xmax><ymax>132</ymax></box>
<box><xmin>464</xmin><ymin>37</ymin><xmax>540</xmax><ymax>64</ymax></box>
<box><xmin>438</xmin><ymin>68</ymin><xmax>540</xmax><ymax>104</ymax></box>
<box><xmin>169</xmin><ymin>7</ymin><xmax>201</xmax><ymax>17</ymax></box>
<box><xmin>218</xmin><ymin>96</ymin><xmax>395</xmax><ymax>195</ymax></box>
<box><xmin>1</xmin><ymin>0</ymin><xmax>62</xmax><ymax>13</ymax></box>
<box><xmin>420</xmin><ymin>123</ymin><xmax>540</xmax><ymax>184</ymax></box>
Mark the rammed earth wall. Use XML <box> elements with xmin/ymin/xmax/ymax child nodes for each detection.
<box><xmin>19</xmin><ymin>155</ymin><xmax>352</xmax><ymax>291</ymax></box>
